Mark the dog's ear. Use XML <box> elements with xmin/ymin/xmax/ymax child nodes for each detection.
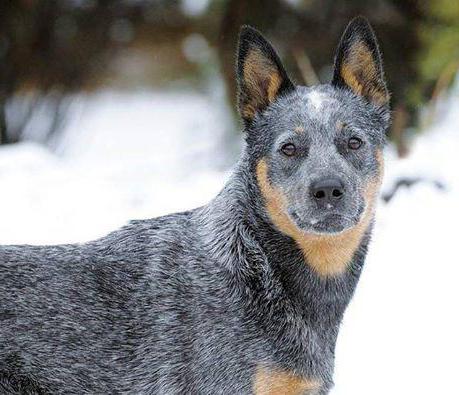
<box><xmin>237</xmin><ymin>26</ymin><xmax>294</xmax><ymax>126</ymax></box>
<box><xmin>332</xmin><ymin>16</ymin><xmax>389</xmax><ymax>107</ymax></box>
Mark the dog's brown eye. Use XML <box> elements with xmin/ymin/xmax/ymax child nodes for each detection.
<box><xmin>348</xmin><ymin>137</ymin><xmax>363</xmax><ymax>150</ymax></box>
<box><xmin>281</xmin><ymin>143</ymin><xmax>296</xmax><ymax>156</ymax></box>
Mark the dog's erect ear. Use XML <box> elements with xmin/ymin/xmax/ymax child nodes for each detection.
<box><xmin>237</xmin><ymin>26</ymin><xmax>294</xmax><ymax>125</ymax></box>
<box><xmin>332</xmin><ymin>17</ymin><xmax>389</xmax><ymax>107</ymax></box>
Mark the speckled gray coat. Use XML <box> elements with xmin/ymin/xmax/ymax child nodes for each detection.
<box><xmin>0</xmin><ymin>17</ymin><xmax>389</xmax><ymax>395</ymax></box>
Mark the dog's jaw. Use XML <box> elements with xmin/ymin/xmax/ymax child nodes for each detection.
<box><xmin>255</xmin><ymin>155</ymin><xmax>383</xmax><ymax>277</ymax></box>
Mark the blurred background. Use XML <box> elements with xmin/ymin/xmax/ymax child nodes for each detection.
<box><xmin>0</xmin><ymin>1</ymin><xmax>458</xmax><ymax>394</ymax></box>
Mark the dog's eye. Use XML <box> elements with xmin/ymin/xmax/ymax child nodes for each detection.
<box><xmin>280</xmin><ymin>143</ymin><xmax>296</xmax><ymax>156</ymax></box>
<box><xmin>348</xmin><ymin>137</ymin><xmax>363</xmax><ymax>150</ymax></box>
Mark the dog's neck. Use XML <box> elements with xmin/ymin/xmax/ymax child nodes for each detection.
<box><xmin>197</xmin><ymin>157</ymin><xmax>370</xmax><ymax>380</ymax></box>
<box><xmin>202</xmin><ymin>154</ymin><xmax>369</xmax><ymax>324</ymax></box>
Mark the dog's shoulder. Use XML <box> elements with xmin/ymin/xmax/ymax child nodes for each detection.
<box><xmin>91</xmin><ymin>208</ymin><xmax>202</xmax><ymax>268</ymax></box>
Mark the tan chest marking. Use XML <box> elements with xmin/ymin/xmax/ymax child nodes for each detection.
<box><xmin>253</xmin><ymin>367</ymin><xmax>321</xmax><ymax>395</ymax></box>
<box><xmin>256</xmin><ymin>154</ymin><xmax>383</xmax><ymax>277</ymax></box>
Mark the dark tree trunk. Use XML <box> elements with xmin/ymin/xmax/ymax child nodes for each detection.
<box><xmin>0</xmin><ymin>95</ymin><xmax>9</xmax><ymax>145</ymax></box>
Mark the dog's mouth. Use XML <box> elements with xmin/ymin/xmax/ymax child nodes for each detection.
<box><xmin>289</xmin><ymin>205</ymin><xmax>365</xmax><ymax>235</ymax></box>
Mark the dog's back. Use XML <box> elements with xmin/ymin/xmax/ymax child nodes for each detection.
<box><xmin>1</xmin><ymin>202</ymin><xmax>265</xmax><ymax>394</ymax></box>
<box><xmin>0</xmin><ymin>212</ymin><xmax>205</xmax><ymax>393</ymax></box>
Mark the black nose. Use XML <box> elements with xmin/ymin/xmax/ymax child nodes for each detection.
<box><xmin>311</xmin><ymin>178</ymin><xmax>345</xmax><ymax>204</ymax></box>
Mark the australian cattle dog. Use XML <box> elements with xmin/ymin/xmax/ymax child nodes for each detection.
<box><xmin>0</xmin><ymin>16</ymin><xmax>389</xmax><ymax>394</ymax></box>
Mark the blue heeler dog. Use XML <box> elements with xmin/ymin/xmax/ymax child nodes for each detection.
<box><xmin>0</xmin><ymin>17</ymin><xmax>389</xmax><ymax>394</ymax></box>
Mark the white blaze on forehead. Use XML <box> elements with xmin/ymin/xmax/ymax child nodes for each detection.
<box><xmin>306</xmin><ymin>90</ymin><xmax>336</xmax><ymax>112</ymax></box>
<box><xmin>307</xmin><ymin>91</ymin><xmax>325</xmax><ymax>110</ymax></box>
<box><xmin>305</xmin><ymin>90</ymin><xmax>336</xmax><ymax>120</ymax></box>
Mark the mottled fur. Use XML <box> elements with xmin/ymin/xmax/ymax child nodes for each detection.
<box><xmin>0</xmin><ymin>17</ymin><xmax>389</xmax><ymax>394</ymax></box>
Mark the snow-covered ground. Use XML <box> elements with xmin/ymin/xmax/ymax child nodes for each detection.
<box><xmin>0</xmin><ymin>90</ymin><xmax>238</xmax><ymax>244</ymax></box>
<box><xmin>1</xmin><ymin>86</ymin><xmax>458</xmax><ymax>394</ymax></box>
<box><xmin>333</xmin><ymin>91</ymin><xmax>459</xmax><ymax>394</ymax></box>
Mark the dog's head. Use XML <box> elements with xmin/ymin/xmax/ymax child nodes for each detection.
<box><xmin>237</xmin><ymin>17</ymin><xmax>389</xmax><ymax>236</ymax></box>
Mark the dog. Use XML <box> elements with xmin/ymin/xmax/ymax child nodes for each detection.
<box><xmin>0</xmin><ymin>16</ymin><xmax>389</xmax><ymax>395</ymax></box>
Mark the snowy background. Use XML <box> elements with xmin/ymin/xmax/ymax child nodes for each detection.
<box><xmin>1</xmin><ymin>81</ymin><xmax>458</xmax><ymax>394</ymax></box>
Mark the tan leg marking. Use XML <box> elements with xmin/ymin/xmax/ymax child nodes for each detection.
<box><xmin>254</xmin><ymin>366</ymin><xmax>321</xmax><ymax>395</ymax></box>
<box><xmin>256</xmin><ymin>152</ymin><xmax>383</xmax><ymax>277</ymax></box>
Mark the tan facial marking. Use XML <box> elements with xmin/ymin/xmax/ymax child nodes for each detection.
<box><xmin>336</xmin><ymin>120</ymin><xmax>345</xmax><ymax>131</ymax></box>
<box><xmin>254</xmin><ymin>366</ymin><xmax>321</xmax><ymax>395</ymax></box>
<box><xmin>294</xmin><ymin>126</ymin><xmax>304</xmax><ymax>133</ymax></box>
<box><xmin>256</xmin><ymin>155</ymin><xmax>383</xmax><ymax>277</ymax></box>
<box><xmin>242</xmin><ymin>48</ymin><xmax>283</xmax><ymax>120</ymax></box>
<box><xmin>340</xmin><ymin>42</ymin><xmax>389</xmax><ymax>106</ymax></box>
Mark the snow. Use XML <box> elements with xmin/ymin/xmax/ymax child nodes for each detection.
<box><xmin>1</xmin><ymin>86</ymin><xmax>458</xmax><ymax>394</ymax></box>
<box><xmin>0</xmin><ymin>90</ymin><xmax>236</xmax><ymax>244</ymax></box>
<box><xmin>333</xmin><ymin>90</ymin><xmax>459</xmax><ymax>394</ymax></box>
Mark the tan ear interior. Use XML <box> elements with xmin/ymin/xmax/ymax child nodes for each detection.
<box><xmin>241</xmin><ymin>48</ymin><xmax>283</xmax><ymax>120</ymax></box>
<box><xmin>340</xmin><ymin>41</ymin><xmax>389</xmax><ymax>106</ymax></box>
